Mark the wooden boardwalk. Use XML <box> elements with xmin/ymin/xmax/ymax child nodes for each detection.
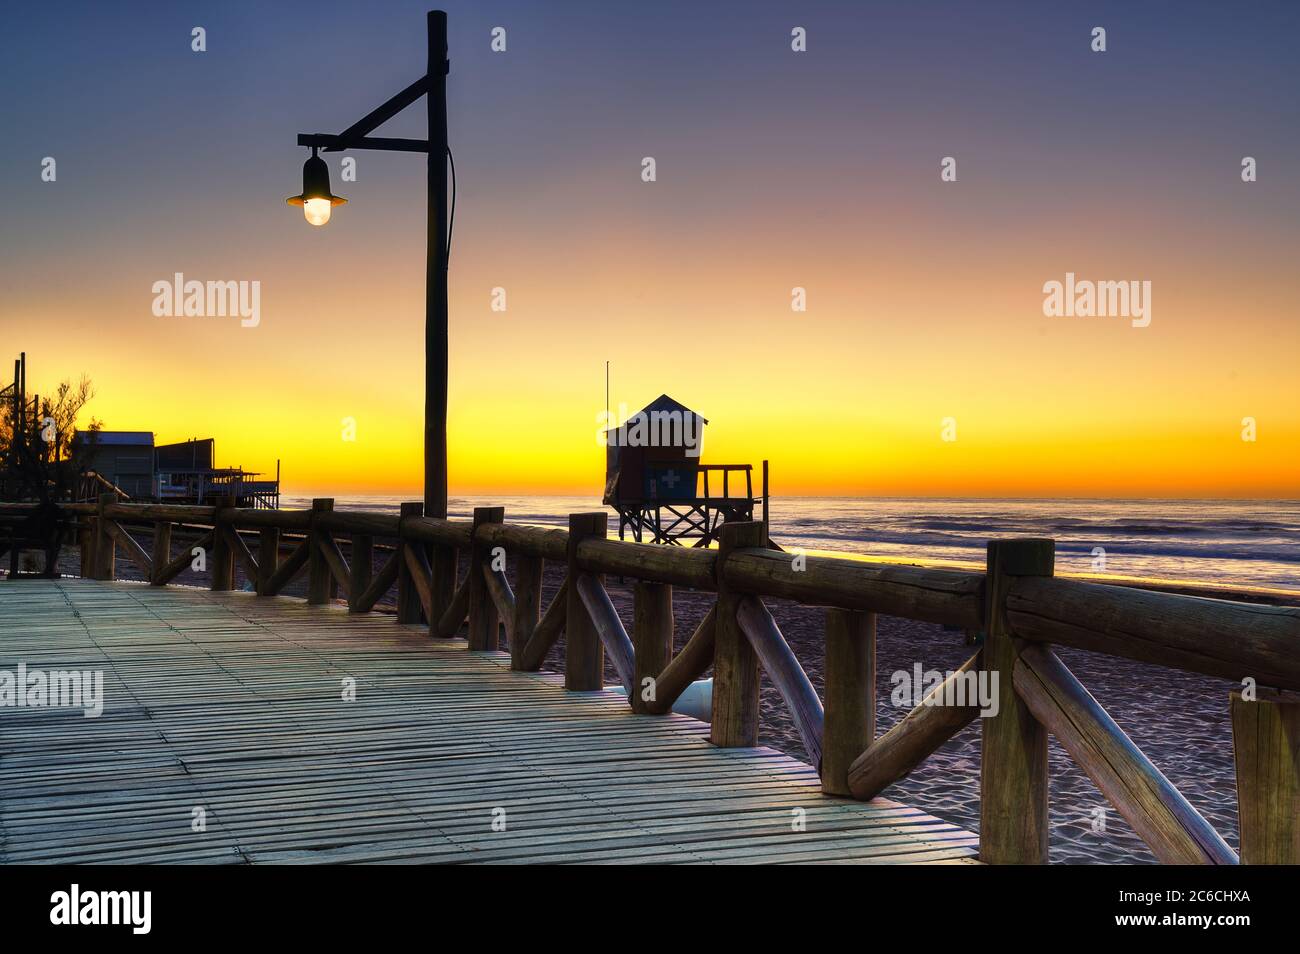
<box><xmin>0</xmin><ymin>580</ymin><xmax>978</xmax><ymax>864</ymax></box>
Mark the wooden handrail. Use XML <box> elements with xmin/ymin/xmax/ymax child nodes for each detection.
<box><xmin>477</xmin><ymin>521</ymin><xmax>568</xmax><ymax>561</ymax></box>
<box><xmin>721</xmin><ymin>547</ymin><xmax>984</xmax><ymax>629</ymax></box>
<box><xmin>576</xmin><ymin>537</ymin><xmax>716</xmax><ymax>590</ymax></box>
<box><xmin>17</xmin><ymin>499</ymin><xmax>1298</xmax><ymax>685</ymax></box>
<box><xmin>1006</xmin><ymin>576</ymin><xmax>1300</xmax><ymax>692</ymax></box>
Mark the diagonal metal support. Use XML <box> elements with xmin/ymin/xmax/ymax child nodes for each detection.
<box><xmin>333</xmin><ymin>74</ymin><xmax>430</xmax><ymax>147</ymax></box>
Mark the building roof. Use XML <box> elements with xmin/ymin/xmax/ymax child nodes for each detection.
<box><xmin>73</xmin><ymin>430</ymin><xmax>154</xmax><ymax>446</ymax></box>
<box><xmin>639</xmin><ymin>394</ymin><xmax>707</xmax><ymax>423</ymax></box>
<box><xmin>157</xmin><ymin>437</ymin><xmax>214</xmax><ymax>471</ymax></box>
<box><xmin>607</xmin><ymin>394</ymin><xmax>708</xmax><ymax>433</ymax></box>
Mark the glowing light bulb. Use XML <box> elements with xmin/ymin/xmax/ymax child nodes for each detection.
<box><xmin>303</xmin><ymin>197</ymin><xmax>332</xmax><ymax>226</ymax></box>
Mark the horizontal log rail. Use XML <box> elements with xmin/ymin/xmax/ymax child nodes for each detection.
<box><xmin>4</xmin><ymin>499</ymin><xmax>1298</xmax><ymax>866</ymax></box>
<box><xmin>1005</xmin><ymin>576</ymin><xmax>1300</xmax><ymax>692</ymax></box>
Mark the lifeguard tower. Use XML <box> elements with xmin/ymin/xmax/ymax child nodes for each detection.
<box><xmin>603</xmin><ymin>394</ymin><xmax>768</xmax><ymax>547</ymax></box>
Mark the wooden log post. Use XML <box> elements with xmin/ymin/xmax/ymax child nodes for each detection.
<box><xmin>1231</xmin><ymin>688</ymin><xmax>1300</xmax><ymax>864</ymax></box>
<box><xmin>632</xmin><ymin>582</ymin><xmax>673</xmax><ymax>714</ymax></box>
<box><xmin>93</xmin><ymin>493</ymin><xmax>115</xmax><ymax>581</ymax></box>
<box><xmin>210</xmin><ymin>497</ymin><xmax>236</xmax><ymax>591</ymax></box>
<box><xmin>467</xmin><ymin>507</ymin><xmax>504</xmax><ymax>651</ymax></box>
<box><xmin>257</xmin><ymin>526</ymin><xmax>280</xmax><ymax>595</ymax></box>
<box><xmin>306</xmin><ymin>498</ymin><xmax>334</xmax><ymax>605</ymax></box>
<box><xmin>348</xmin><ymin>534</ymin><xmax>373</xmax><ymax>613</ymax></box>
<box><xmin>711</xmin><ymin>521</ymin><xmax>766</xmax><ymax>747</ymax></box>
<box><xmin>149</xmin><ymin>522</ymin><xmax>172</xmax><ymax>586</ymax></box>
<box><xmin>980</xmin><ymin>538</ymin><xmax>1054</xmax><ymax>864</ymax></box>
<box><xmin>430</xmin><ymin>543</ymin><xmax>458</xmax><ymax>637</ymax></box>
<box><xmin>565</xmin><ymin>513</ymin><xmax>607</xmax><ymax>691</ymax></box>
<box><xmin>822</xmin><ymin>608</ymin><xmax>875</xmax><ymax>796</ymax></box>
<box><xmin>78</xmin><ymin>517</ymin><xmax>95</xmax><ymax>580</ymax></box>
<box><xmin>510</xmin><ymin>553</ymin><xmax>543</xmax><ymax>668</ymax></box>
<box><xmin>395</xmin><ymin>502</ymin><xmax>423</xmax><ymax>623</ymax></box>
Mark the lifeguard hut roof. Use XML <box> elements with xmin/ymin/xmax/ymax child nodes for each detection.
<box><xmin>605</xmin><ymin>394</ymin><xmax>708</xmax><ymax>436</ymax></box>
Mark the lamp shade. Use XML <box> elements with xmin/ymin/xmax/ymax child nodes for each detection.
<box><xmin>287</xmin><ymin>150</ymin><xmax>347</xmax><ymax>225</ymax></box>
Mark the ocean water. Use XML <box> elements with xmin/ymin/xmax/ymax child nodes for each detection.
<box><xmin>281</xmin><ymin>495</ymin><xmax>1300</xmax><ymax>592</ymax></box>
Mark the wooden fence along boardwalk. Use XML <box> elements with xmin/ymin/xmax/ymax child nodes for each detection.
<box><xmin>1</xmin><ymin>494</ymin><xmax>1298</xmax><ymax>864</ymax></box>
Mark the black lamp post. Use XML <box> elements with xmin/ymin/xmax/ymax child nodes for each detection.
<box><xmin>291</xmin><ymin>9</ymin><xmax>450</xmax><ymax>520</ymax></box>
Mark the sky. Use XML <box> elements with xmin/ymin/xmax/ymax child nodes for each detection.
<box><xmin>2</xmin><ymin>0</ymin><xmax>1297</xmax><ymax>497</ymax></box>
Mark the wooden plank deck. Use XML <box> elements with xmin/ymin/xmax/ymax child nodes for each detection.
<box><xmin>0</xmin><ymin>580</ymin><xmax>979</xmax><ymax>864</ymax></box>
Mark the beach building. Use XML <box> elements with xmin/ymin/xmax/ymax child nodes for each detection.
<box><xmin>603</xmin><ymin>394</ymin><xmax>767</xmax><ymax>546</ymax></box>
<box><xmin>73</xmin><ymin>431</ymin><xmax>155</xmax><ymax>499</ymax></box>
<box><xmin>73</xmin><ymin>432</ymin><xmax>280</xmax><ymax>508</ymax></box>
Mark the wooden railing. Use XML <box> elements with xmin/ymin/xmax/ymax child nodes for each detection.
<box><xmin>7</xmin><ymin>494</ymin><xmax>1300</xmax><ymax>864</ymax></box>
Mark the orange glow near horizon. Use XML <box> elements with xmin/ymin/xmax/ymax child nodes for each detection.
<box><xmin>19</xmin><ymin>218</ymin><xmax>1299</xmax><ymax>500</ymax></box>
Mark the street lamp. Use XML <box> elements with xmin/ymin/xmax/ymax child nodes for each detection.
<box><xmin>289</xmin><ymin>9</ymin><xmax>451</xmax><ymax>521</ymax></box>
<box><xmin>286</xmin><ymin>147</ymin><xmax>347</xmax><ymax>226</ymax></box>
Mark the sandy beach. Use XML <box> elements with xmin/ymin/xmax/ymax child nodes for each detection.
<box><xmin>67</xmin><ymin>530</ymin><xmax>1242</xmax><ymax>865</ymax></box>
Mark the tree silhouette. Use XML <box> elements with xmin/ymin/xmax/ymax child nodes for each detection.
<box><xmin>1</xmin><ymin>374</ymin><xmax>100</xmax><ymax>576</ymax></box>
